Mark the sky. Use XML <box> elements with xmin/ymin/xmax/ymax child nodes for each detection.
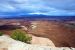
<box><xmin>0</xmin><ymin>0</ymin><xmax>75</xmax><ymax>17</ymax></box>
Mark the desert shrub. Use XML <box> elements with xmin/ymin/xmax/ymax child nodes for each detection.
<box><xmin>0</xmin><ymin>32</ymin><xmax>4</xmax><ymax>36</ymax></box>
<box><xmin>10</xmin><ymin>29</ymin><xmax>32</xmax><ymax>43</ymax></box>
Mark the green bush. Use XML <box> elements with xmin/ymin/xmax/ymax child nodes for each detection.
<box><xmin>0</xmin><ymin>32</ymin><xmax>4</xmax><ymax>36</ymax></box>
<box><xmin>10</xmin><ymin>29</ymin><xmax>32</xmax><ymax>44</ymax></box>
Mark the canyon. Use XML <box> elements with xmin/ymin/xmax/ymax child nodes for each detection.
<box><xmin>0</xmin><ymin>19</ymin><xmax>75</xmax><ymax>48</ymax></box>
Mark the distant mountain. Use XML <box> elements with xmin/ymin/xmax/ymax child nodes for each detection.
<box><xmin>0</xmin><ymin>15</ymin><xmax>75</xmax><ymax>21</ymax></box>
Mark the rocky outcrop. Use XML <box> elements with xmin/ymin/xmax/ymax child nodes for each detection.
<box><xmin>31</xmin><ymin>35</ymin><xmax>55</xmax><ymax>46</ymax></box>
<box><xmin>0</xmin><ymin>35</ymin><xmax>75</xmax><ymax>50</ymax></box>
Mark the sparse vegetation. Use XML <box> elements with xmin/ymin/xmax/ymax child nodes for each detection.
<box><xmin>0</xmin><ymin>32</ymin><xmax>4</xmax><ymax>36</ymax></box>
<box><xmin>10</xmin><ymin>29</ymin><xmax>32</xmax><ymax>44</ymax></box>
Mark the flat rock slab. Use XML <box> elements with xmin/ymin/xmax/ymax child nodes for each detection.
<box><xmin>0</xmin><ymin>35</ymin><xmax>75</xmax><ymax>50</ymax></box>
<box><xmin>31</xmin><ymin>35</ymin><xmax>55</xmax><ymax>46</ymax></box>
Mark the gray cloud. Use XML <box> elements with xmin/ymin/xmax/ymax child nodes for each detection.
<box><xmin>0</xmin><ymin>0</ymin><xmax>75</xmax><ymax>16</ymax></box>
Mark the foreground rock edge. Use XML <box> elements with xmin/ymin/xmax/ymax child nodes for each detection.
<box><xmin>0</xmin><ymin>35</ymin><xmax>75</xmax><ymax>50</ymax></box>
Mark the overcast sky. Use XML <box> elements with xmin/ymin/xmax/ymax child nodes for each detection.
<box><xmin>0</xmin><ymin>0</ymin><xmax>75</xmax><ymax>17</ymax></box>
